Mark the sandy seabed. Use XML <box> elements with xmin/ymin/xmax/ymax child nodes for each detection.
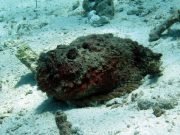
<box><xmin>0</xmin><ymin>0</ymin><xmax>180</xmax><ymax>135</ymax></box>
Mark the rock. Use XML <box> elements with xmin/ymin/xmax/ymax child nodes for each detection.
<box><xmin>152</xmin><ymin>98</ymin><xmax>177</xmax><ymax>117</ymax></box>
<box><xmin>134</xmin><ymin>131</ymin><xmax>140</xmax><ymax>135</ymax></box>
<box><xmin>157</xmin><ymin>98</ymin><xmax>178</xmax><ymax>110</ymax></box>
<box><xmin>36</xmin><ymin>33</ymin><xmax>162</xmax><ymax>106</ymax></box>
<box><xmin>131</xmin><ymin>91</ymin><xmax>144</xmax><ymax>102</ymax></box>
<box><xmin>16</xmin><ymin>43</ymin><xmax>39</xmax><ymax>74</ymax></box>
<box><xmin>72</xmin><ymin>126</ymin><xmax>84</xmax><ymax>135</ymax></box>
<box><xmin>106</xmin><ymin>99</ymin><xmax>119</xmax><ymax>107</ymax></box>
<box><xmin>127</xmin><ymin>9</ymin><xmax>141</xmax><ymax>16</ymax></box>
<box><xmin>72</xmin><ymin>1</ymin><xmax>80</xmax><ymax>11</ymax></box>
<box><xmin>137</xmin><ymin>99</ymin><xmax>154</xmax><ymax>110</ymax></box>
<box><xmin>55</xmin><ymin>111</ymin><xmax>73</xmax><ymax>135</ymax></box>
<box><xmin>127</xmin><ymin>8</ymin><xmax>150</xmax><ymax>17</ymax></box>
<box><xmin>2</xmin><ymin>40</ymin><xmax>20</xmax><ymax>51</ymax></box>
<box><xmin>82</xmin><ymin>0</ymin><xmax>96</xmax><ymax>13</ymax></box>
<box><xmin>88</xmin><ymin>10</ymin><xmax>109</xmax><ymax>27</ymax></box>
<box><xmin>153</xmin><ymin>105</ymin><xmax>165</xmax><ymax>117</ymax></box>
<box><xmin>137</xmin><ymin>97</ymin><xmax>178</xmax><ymax>116</ymax></box>
<box><xmin>83</xmin><ymin>0</ymin><xmax>115</xmax><ymax>18</ymax></box>
<box><xmin>25</xmin><ymin>90</ymin><xmax>33</xmax><ymax>95</ymax></box>
<box><xmin>16</xmin><ymin>23</ymin><xmax>33</xmax><ymax>36</ymax></box>
<box><xmin>38</xmin><ymin>22</ymin><xmax>48</xmax><ymax>29</ymax></box>
<box><xmin>149</xmin><ymin>10</ymin><xmax>180</xmax><ymax>42</ymax></box>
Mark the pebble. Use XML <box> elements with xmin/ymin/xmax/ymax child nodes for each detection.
<box><xmin>134</xmin><ymin>131</ymin><xmax>140</xmax><ymax>135</ymax></box>
<box><xmin>25</xmin><ymin>90</ymin><xmax>33</xmax><ymax>95</ymax></box>
<box><xmin>153</xmin><ymin>105</ymin><xmax>165</xmax><ymax>117</ymax></box>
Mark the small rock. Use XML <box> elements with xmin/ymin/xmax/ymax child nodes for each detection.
<box><xmin>153</xmin><ymin>105</ymin><xmax>165</xmax><ymax>117</ymax></box>
<box><xmin>137</xmin><ymin>99</ymin><xmax>154</xmax><ymax>110</ymax></box>
<box><xmin>7</xmin><ymin>107</ymin><xmax>13</xmax><ymax>113</ymax></box>
<box><xmin>25</xmin><ymin>90</ymin><xmax>33</xmax><ymax>95</ymax></box>
<box><xmin>154</xmin><ymin>15</ymin><xmax>163</xmax><ymax>20</ymax></box>
<box><xmin>131</xmin><ymin>93</ymin><xmax>139</xmax><ymax>102</ymax></box>
<box><xmin>38</xmin><ymin>22</ymin><xmax>48</xmax><ymax>29</ymax></box>
<box><xmin>55</xmin><ymin>111</ymin><xmax>67</xmax><ymax>122</ymax></box>
<box><xmin>157</xmin><ymin>99</ymin><xmax>178</xmax><ymax>110</ymax></box>
<box><xmin>134</xmin><ymin>131</ymin><xmax>140</xmax><ymax>135</ymax></box>
<box><xmin>88</xmin><ymin>10</ymin><xmax>109</xmax><ymax>27</ymax></box>
<box><xmin>83</xmin><ymin>0</ymin><xmax>115</xmax><ymax>18</ymax></box>
<box><xmin>72</xmin><ymin>1</ymin><xmax>80</xmax><ymax>11</ymax></box>
<box><xmin>55</xmin><ymin>111</ymin><xmax>73</xmax><ymax>135</ymax></box>
<box><xmin>110</xmin><ymin>104</ymin><xmax>121</xmax><ymax>109</ymax></box>
<box><xmin>106</xmin><ymin>99</ymin><xmax>119</xmax><ymax>107</ymax></box>
<box><xmin>131</xmin><ymin>91</ymin><xmax>144</xmax><ymax>102</ymax></box>
<box><xmin>127</xmin><ymin>9</ymin><xmax>142</xmax><ymax>16</ymax></box>
<box><xmin>127</xmin><ymin>8</ymin><xmax>150</xmax><ymax>17</ymax></box>
<box><xmin>18</xmin><ymin>111</ymin><xmax>25</xmax><ymax>116</ymax></box>
<box><xmin>72</xmin><ymin>126</ymin><xmax>84</xmax><ymax>135</ymax></box>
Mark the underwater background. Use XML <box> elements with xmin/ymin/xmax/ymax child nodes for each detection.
<box><xmin>0</xmin><ymin>0</ymin><xmax>180</xmax><ymax>135</ymax></box>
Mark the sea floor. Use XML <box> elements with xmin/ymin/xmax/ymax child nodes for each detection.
<box><xmin>0</xmin><ymin>0</ymin><xmax>180</xmax><ymax>135</ymax></box>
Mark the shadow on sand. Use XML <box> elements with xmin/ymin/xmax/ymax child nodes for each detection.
<box><xmin>15</xmin><ymin>73</ymin><xmax>36</xmax><ymax>88</ymax></box>
<box><xmin>35</xmin><ymin>97</ymin><xmax>73</xmax><ymax>114</ymax></box>
<box><xmin>162</xmin><ymin>29</ymin><xmax>180</xmax><ymax>40</ymax></box>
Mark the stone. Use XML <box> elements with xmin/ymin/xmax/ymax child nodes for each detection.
<box><xmin>88</xmin><ymin>11</ymin><xmax>109</xmax><ymax>27</ymax></box>
<box><xmin>83</xmin><ymin>0</ymin><xmax>115</xmax><ymax>18</ymax></box>
<box><xmin>127</xmin><ymin>9</ymin><xmax>141</xmax><ymax>16</ymax></box>
<box><xmin>153</xmin><ymin>105</ymin><xmax>165</xmax><ymax>117</ymax></box>
<box><xmin>16</xmin><ymin>43</ymin><xmax>39</xmax><ymax>74</ymax></box>
<box><xmin>149</xmin><ymin>10</ymin><xmax>180</xmax><ymax>41</ymax></box>
<box><xmin>72</xmin><ymin>1</ymin><xmax>80</xmax><ymax>11</ymax></box>
<box><xmin>137</xmin><ymin>99</ymin><xmax>154</xmax><ymax>110</ymax></box>
<box><xmin>157</xmin><ymin>98</ymin><xmax>178</xmax><ymax>110</ymax></box>
<box><xmin>55</xmin><ymin>111</ymin><xmax>73</xmax><ymax>135</ymax></box>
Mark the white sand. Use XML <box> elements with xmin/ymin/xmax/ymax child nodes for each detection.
<box><xmin>0</xmin><ymin>0</ymin><xmax>180</xmax><ymax>135</ymax></box>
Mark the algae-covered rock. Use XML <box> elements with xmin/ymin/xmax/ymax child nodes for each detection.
<box><xmin>16</xmin><ymin>43</ymin><xmax>39</xmax><ymax>74</ymax></box>
<box><xmin>88</xmin><ymin>10</ymin><xmax>110</xmax><ymax>27</ymax></box>
<box><xmin>83</xmin><ymin>0</ymin><xmax>115</xmax><ymax>18</ymax></box>
<box><xmin>36</xmin><ymin>34</ymin><xmax>162</xmax><ymax>106</ymax></box>
<box><xmin>55</xmin><ymin>111</ymin><xmax>72</xmax><ymax>135</ymax></box>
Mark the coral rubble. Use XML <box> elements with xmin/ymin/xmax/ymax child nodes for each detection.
<box><xmin>149</xmin><ymin>10</ymin><xmax>180</xmax><ymax>41</ymax></box>
<box><xmin>16</xmin><ymin>43</ymin><xmax>39</xmax><ymax>74</ymax></box>
<box><xmin>55</xmin><ymin>111</ymin><xmax>73</xmax><ymax>135</ymax></box>
<box><xmin>82</xmin><ymin>0</ymin><xmax>114</xmax><ymax>27</ymax></box>
<box><xmin>83</xmin><ymin>0</ymin><xmax>115</xmax><ymax>18</ymax></box>
<box><xmin>36</xmin><ymin>34</ymin><xmax>162</xmax><ymax>106</ymax></box>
